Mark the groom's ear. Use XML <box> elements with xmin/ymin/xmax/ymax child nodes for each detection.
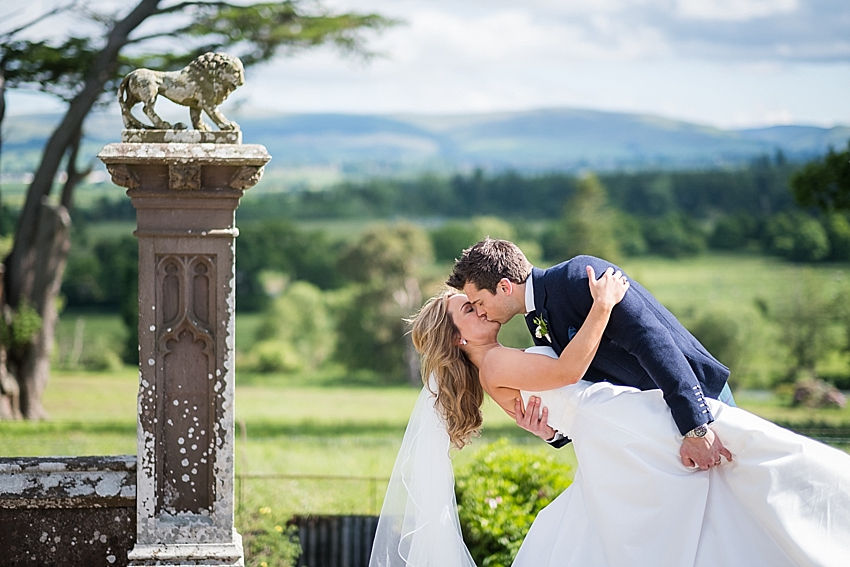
<box><xmin>497</xmin><ymin>278</ymin><xmax>514</xmax><ymax>296</ymax></box>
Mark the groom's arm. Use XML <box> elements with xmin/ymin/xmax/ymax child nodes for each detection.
<box><xmin>565</xmin><ymin>257</ymin><xmax>709</xmax><ymax>434</ymax></box>
<box><xmin>563</xmin><ymin>257</ymin><xmax>731</xmax><ymax>468</ymax></box>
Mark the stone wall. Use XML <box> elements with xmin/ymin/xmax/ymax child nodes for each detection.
<box><xmin>0</xmin><ymin>456</ymin><xmax>136</xmax><ymax>566</ymax></box>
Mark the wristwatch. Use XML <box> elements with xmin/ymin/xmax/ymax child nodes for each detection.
<box><xmin>684</xmin><ymin>424</ymin><xmax>709</xmax><ymax>438</ymax></box>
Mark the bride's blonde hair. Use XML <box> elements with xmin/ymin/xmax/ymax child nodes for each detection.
<box><xmin>410</xmin><ymin>289</ymin><xmax>483</xmax><ymax>449</ymax></box>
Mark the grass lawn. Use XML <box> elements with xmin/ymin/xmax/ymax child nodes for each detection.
<box><xmin>3</xmin><ymin>364</ymin><xmax>850</xmax><ymax>517</ymax></box>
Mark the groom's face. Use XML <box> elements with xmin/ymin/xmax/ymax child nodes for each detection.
<box><xmin>462</xmin><ymin>279</ymin><xmax>517</xmax><ymax>325</ymax></box>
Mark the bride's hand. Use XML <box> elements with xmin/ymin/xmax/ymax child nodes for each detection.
<box><xmin>587</xmin><ymin>265</ymin><xmax>630</xmax><ymax>310</ymax></box>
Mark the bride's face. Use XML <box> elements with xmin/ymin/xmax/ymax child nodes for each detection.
<box><xmin>448</xmin><ymin>293</ymin><xmax>500</xmax><ymax>344</ymax></box>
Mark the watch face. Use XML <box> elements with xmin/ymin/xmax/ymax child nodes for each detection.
<box><xmin>695</xmin><ymin>425</ymin><xmax>708</xmax><ymax>437</ymax></box>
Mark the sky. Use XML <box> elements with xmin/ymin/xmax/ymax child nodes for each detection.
<box><xmin>4</xmin><ymin>0</ymin><xmax>850</xmax><ymax>129</ymax></box>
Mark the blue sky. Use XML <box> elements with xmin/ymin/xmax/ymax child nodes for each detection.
<box><xmin>5</xmin><ymin>0</ymin><xmax>850</xmax><ymax>129</ymax></box>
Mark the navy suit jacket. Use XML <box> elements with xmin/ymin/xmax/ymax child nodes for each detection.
<box><xmin>524</xmin><ymin>256</ymin><xmax>730</xmax><ymax>437</ymax></box>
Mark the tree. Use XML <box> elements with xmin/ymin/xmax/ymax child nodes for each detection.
<box><xmin>546</xmin><ymin>174</ymin><xmax>620</xmax><ymax>262</ymax></box>
<box><xmin>770</xmin><ymin>276</ymin><xmax>842</xmax><ymax>383</ymax></box>
<box><xmin>241</xmin><ymin>281</ymin><xmax>335</xmax><ymax>373</ymax></box>
<box><xmin>335</xmin><ymin>223</ymin><xmax>433</xmax><ymax>384</ymax></box>
<box><xmin>0</xmin><ymin>0</ymin><xmax>394</xmax><ymax>418</ymax></box>
<box><xmin>791</xmin><ymin>143</ymin><xmax>850</xmax><ymax>213</ymax></box>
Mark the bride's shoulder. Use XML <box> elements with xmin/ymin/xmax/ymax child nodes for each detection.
<box><xmin>480</xmin><ymin>346</ymin><xmax>520</xmax><ymax>380</ymax></box>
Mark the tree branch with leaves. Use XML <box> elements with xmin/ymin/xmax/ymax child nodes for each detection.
<box><xmin>0</xmin><ymin>0</ymin><xmax>396</xmax><ymax>418</ymax></box>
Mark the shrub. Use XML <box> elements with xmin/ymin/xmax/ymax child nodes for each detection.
<box><xmin>455</xmin><ymin>440</ymin><xmax>573</xmax><ymax>567</ymax></box>
<box><xmin>825</xmin><ymin>213</ymin><xmax>850</xmax><ymax>261</ymax></box>
<box><xmin>241</xmin><ymin>281</ymin><xmax>335</xmax><ymax>374</ymax></box>
<box><xmin>641</xmin><ymin>213</ymin><xmax>706</xmax><ymax>258</ymax></box>
<box><xmin>763</xmin><ymin>212</ymin><xmax>831</xmax><ymax>262</ymax></box>
<box><xmin>709</xmin><ymin>214</ymin><xmax>755</xmax><ymax>251</ymax></box>
<box><xmin>686</xmin><ymin>309</ymin><xmax>746</xmax><ymax>389</ymax></box>
<box><xmin>790</xmin><ymin>217</ymin><xmax>830</xmax><ymax>262</ymax></box>
<box><xmin>81</xmin><ymin>344</ymin><xmax>125</xmax><ymax>372</ymax></box>
<box><xmin>239</xmin><ymin>506</ymin><xmax>301</xmax><ymax>567</ymax></box>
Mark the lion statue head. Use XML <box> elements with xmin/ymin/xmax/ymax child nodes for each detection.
<box><xmin>186</xmin><ymin>52</ymin><xmax>245</xmax><ymax>107</ymax></box>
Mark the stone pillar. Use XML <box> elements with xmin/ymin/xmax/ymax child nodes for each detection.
<box><xmin>99</xmin><ymin>132</ymin><xmax>270</xmax><ymax>567</ymax></box>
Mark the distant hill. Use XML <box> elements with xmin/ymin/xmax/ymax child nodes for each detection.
<box><xmin>2</xmin><ymin>108</ymin><xmax>848</xmax><ymax>177</ymax></box>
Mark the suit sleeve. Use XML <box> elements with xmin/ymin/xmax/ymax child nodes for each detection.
<box><xmin>565</xmin><ymin>257</ymin><xmax>712</xmax><ymax>435</ymax></box>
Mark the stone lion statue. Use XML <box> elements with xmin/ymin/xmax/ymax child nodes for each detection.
<box><xmin>118</xmin><ymin>52</ymin><xmax>244</xmax><ymax>132</ymax></box>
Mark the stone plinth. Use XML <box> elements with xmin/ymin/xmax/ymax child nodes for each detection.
<box><xmin>99</xmin><ymin>139</ymin><xmax>270</xmax><ymax>567</ymax></box>
<box><xmin>121</xmin><ymin>130</ymin><xmax>242</xmax><ymax>144</ymax></box>
<box><xmin>0</xmin><ymin>456</ymin><xmax>137</xmax><ymax>566</ymax></box>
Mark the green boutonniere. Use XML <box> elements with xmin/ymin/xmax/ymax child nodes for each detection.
<box><xmin>533</xmin><ymin>316</ymin><xmax>551</xmax><ymax>342</ymax></box>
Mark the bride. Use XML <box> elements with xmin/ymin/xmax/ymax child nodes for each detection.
<box><xmin>369</xmin><ymin>266</ymin><xmax>850</xmax><ymax>567</ymax></box>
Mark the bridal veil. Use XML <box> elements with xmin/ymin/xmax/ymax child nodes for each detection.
<box><xmin>368</xmin><ymin>377</ymin><xmax>476</xmax><ymax>567</ymax></box>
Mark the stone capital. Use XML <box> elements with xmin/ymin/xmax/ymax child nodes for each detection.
<box><xmin>98</xmin><ymin>142</ymin><xmax>270</xmax><ymax>194</ymax></box>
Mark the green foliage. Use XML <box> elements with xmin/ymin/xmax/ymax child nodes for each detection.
<box><xmin>63</xmin><ymin>234</ymin><xmax>138</xmax><ymax>307</ymax></box>
<box><xmin>641</xmin><ymin>213</ymin><xmax>706</xmax><ymax>258</ymax></box>
<box><xmin>337</xmin><ymin>222</ymin><xmax>433</xmax><ymax>285</ymax></box>
<box><xmin>0</xmin><ymin>301</ymin><xmax>42</xmax><ymax>355</ymax></box>
<box><xmin>1</xmin><ymin>1</ymin><xmax>396</xmax><ymax>107</ymax></box>
<box><xmin>686</xmin><ymin>309</ymin><xmax>748</xmax><ymax>390</ymax></box>
<box><xmin>455</xmin><ymin>440</ymin><xmax>573</xmax><ymax>567</ymax></box>
<box><xmin>61</xmin><ymin>232</ymin><xmax>139</xmax><ymax>363</ymax></box>
<box><xmin>334</xmin><ymin>223</ymin><xmax>433</xmax><ymax>381</ymax></box>
<box><xmin>791</xmin><ymin>143</ymin><xmax>850</xmax><ymax>213</ymax></box>
<box><xmin>181</xmin><ymin>1</ymin><xmax>397</xmax><ymax>67</ymax></box>
<box><xmin>708</xmin><ymin>214</ymin><xmax>756</xmax><ymax>251</ymax></box>
<box><xmin>769</xmin><ymin>276</ymin><xmax>843</xmax><ymax>382</ymax></box>
<box><xmin>824</xmin><ymin>213</ymin><xmax>850</xmax><ymax>261</ymax></box>
<box><xmin>790</xmin><ymin>217</ymin><xmax>830</xmax><ymax>262</ymax></box>
<box><xmin>0</xmin><ymin>35</ymin><xmax>100</xmax><ymax>102</ymax></box>
<box><xmin>239</xmin><ymin>506</ymin><xmax>301</xmax><ymax>567</ymax></box>
<box><xmin>240</xmin><ymin>281</ymin><xmax>335</xmax><ymax>373</ymax></box>
<box><xmin>236</xmin><ymin>220</ymin><xmax>342</xmax><ymax>311</ymax></box>
<box><xmin>763</xmin><ymin>212</ymin><xmax>831</xmax><ymax>262</ymax></box>
<box><xmin>545</xmin><ymin>174</ymin><xmax>620</xmax><ymax>262</ymax></box>
<box><xmin>612</xmin><ymin>212</ymin><xmax>648</xmax><ymax>256</ymax></box>
<box><xmin>430</xmin><ymin>216</ymin><xmax>517</xmax><ymax>263</ymax></box>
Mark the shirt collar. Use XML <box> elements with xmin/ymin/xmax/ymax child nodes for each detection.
<box><xmin>524</xmin><ymin>270</ymin><xmax>535</xmax><ymax>314</ymax></box>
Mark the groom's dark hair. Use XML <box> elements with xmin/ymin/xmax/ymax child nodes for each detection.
<box><xmin>446</xmin><ymin>238</ymin><xmax>532</xmax><ymax>293</ymax></box>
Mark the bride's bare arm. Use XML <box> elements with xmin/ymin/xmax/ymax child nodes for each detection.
<box><xmin>482</xmin><ymin>266</ymin><xmax>629</xmax><ymax>395</ymax></box>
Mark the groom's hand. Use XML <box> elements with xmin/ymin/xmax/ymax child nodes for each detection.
<box><xmin>514</xmin><ymin>396</ymin><xmax>557</xmax><ymax>441</ymax></box>
<box><xmin>680</xmin><ymin>429</ymin><xmax>733</xmax><ymax>470</ymax></box>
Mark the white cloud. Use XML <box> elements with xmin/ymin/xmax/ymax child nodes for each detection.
<box><xmin>675</xmin><ymin>0</ymin><xmax>799</xmax><ymax>21</ymax></box>
<box><xmin>3</xmin><ymin>0</ymin><xmax>849</xmax><ymax>128</ymax></box>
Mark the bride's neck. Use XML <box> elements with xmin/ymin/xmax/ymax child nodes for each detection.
<box><xmin>462</xmin><ymin>340</ymin><xmax>499</xmax><ymax>369</ymax></box>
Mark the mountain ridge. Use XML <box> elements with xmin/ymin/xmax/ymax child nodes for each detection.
<box><xmin>2</xmin><ymin>108</ymin><xmax>848</xmax><ymax>175</ymax></box>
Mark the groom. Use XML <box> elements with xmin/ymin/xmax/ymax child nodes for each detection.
<box><xmin>447</xmin><ymin>238</ymin><xmax>735</xmax><ymax>471</ymax></box>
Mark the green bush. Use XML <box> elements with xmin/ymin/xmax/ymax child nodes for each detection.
<box><xmin>641</xmin><ymin>213</ymin><xmax>706</xmax><ymax>258</ymax></box>
<box><xmin>763</xmin><ymin>212</ymin><xmax>831</xmax><ymax>262</ymax></box>
<box><xmin>791</xmin><ymin>217</ymin><xmax>830</xmax><ymax>262</ymax></box>
<box><xmin>455</xmin><ymin>440</ymin><xmax>573</xmax><ymax>567</ymax></box>
<box><xmin>825</xmin><ymin>213</ymin><xmax>850</xmax><ymax>261</ymax></box>
<box><xmin>708</xmin><ymin>214</ymin><xmax>756</xmax><ymax>251</ymax></box>
<box><xmin>239</xmin><ymin>506</ymin><xmax>301</xmax><ymax>567</ymax></box>
<box><xmin>687</xmin><ymin>309</ymin><xmax>745</xmax><ymax>388</ymax></box>
<box><xmin>81</xmin><ymin>343</ymin><xmax>125</xmax><ymax>372</ymax></box>
<box><xmin>241</xmin><ymin>281</ymin><xmax>335</xmax><ymax>374</ymax></box>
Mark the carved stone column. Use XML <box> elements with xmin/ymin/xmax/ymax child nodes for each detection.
<box><xmin>99</xmin><ymin>133</ymin><xmax>270</xmax><ymax>567</ymax></box>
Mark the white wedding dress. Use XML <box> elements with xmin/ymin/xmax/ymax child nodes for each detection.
<box><xmin>514</xmin><ymin>348</ymin><xmax>850</xmax><ymax>567</ymax></box>
<box><xmin>369</xmin><ymin>347</ymin><xmax>850</xmax><ymax>567</ymax></box>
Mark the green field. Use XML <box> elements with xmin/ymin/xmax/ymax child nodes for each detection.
<box><xmin>0</xmin><ymin>365</ymin><xmax>557</xmax><ymax>515</ymax></box>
